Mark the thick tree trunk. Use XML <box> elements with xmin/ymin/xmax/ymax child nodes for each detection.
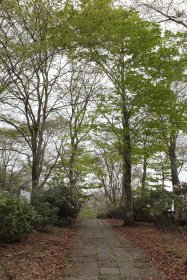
<box><xmin>168</xmin><ymin>134</ymin><xmax>181</xmax><ymax>217</ymax></box>
<box><xmin>69</xmin><ymin>169</ymin><xmax>76</xmax><ymax>190</ymax></box>
<box><xmin>32</xmin><ymin>160</ymin><xmax>40</xmax><ymax>195</ymax></box>
<box><xmin>68</xmin><ymin>140</ymin><xmax>77</xmax><ymax>192</ymax></box>
<box><xmin>121</xmin><ymin>109</ymin><xmax>134</xmax><ymax>226</ymax></box>
<box><xmin>122</xmin><ymin>160</ymin><xmax>133</xmax><ymax>226</ymax></box>
<box><xmin>31</xmin><ymin>132</ymin><xmax>43</xmax><ymax>195</ymax></box>
<box><xmin>161</xmin><ymin>159</ymin><xmax>165</xmax><ymax>190</ymax></box>
<box><xmin>168</xmin><ymin>135</ymin><xmax>180</xmax><ymax>190</ymax></box>
<box><xmin>141</xmin><ymin>156</ymin><xmax>147</xmax><ymax>197</ymax></box>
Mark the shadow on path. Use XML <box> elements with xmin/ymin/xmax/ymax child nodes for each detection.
<box><xmin>63</xmin><ymin>219</ymin><xmax>162</xmax><ymax>280</ymax></box>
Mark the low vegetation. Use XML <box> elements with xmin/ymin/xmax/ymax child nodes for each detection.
<box><xmin>79</xmin><ymin>209</ymin><xmax>97</xmax><ymax>219</ymax></box>
<box><xmin>0</xmin><ymin>193</ymin><xmax>39</xmax><ymax>242</ymax></box>
<box><xmin>0</xmin><ymin>173</ymin><xmax>82</xmax><ymax>243</ymax></box>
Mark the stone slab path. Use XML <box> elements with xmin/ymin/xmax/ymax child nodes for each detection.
<box><xmin>63</xmin><ymin>219</ymin><xmax>162</xmax><ymax>280</ymax></box>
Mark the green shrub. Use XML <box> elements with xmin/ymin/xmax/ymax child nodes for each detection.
<box><xmin>97</xmin><ymin>206</ymin><xmax>124</xmax><ymax>219</ymax></box>
<box><xmin>0</xmin><ymin>192</ymin><xmax>39</xmax><ymax>242</ymax></box>
<box><xmin>32</xmin><ymin>193</ymin><xmax>58</xmax><ymax>230</ymax></box>
<box><xmin>133</xmin><ymin>195</ymin><xmax>153</xmax><ymax>222</ymax></box>
<box><xmin>141</xmin><ymin>189</ymin><xmax>180</xmax><ymax>217</ymax></box>
<box><xmin>33</xmin><ymin>175</ymin><xmax>82</xmax><ymax>226</ymax></box>
<box><xmin>134</xmin><ymin>189</ymin><xmax>182</xmax><ymax>228</ymax></box>
<box><xmin>43</xmin><ymin>186</ymin><xmax>81</xmax><ymax>225</ymax></box>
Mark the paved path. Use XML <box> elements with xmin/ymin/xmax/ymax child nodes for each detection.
<box><xmin>63</xmin><ymin>219</ymin><xmax>161</xmax><ymax>280</ymax></box>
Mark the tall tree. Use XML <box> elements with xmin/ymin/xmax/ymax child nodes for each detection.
<box><xmin>0</xmin><ymin>0</ymin><xmax>71</xmax><ymax>194</ymax></box>
<box><xmin>89</xmin><ymin>137</ymin><xmax>123</xmax><ymax>208</ymax></box>
<box><xmin>57</xmin><ymin>61</ymin><xmax>100</xmax><ymax>191</ymax></box>
<box><xmin>70</xmin><ymin>1</ymin><xmax>183</xmax><ymax>224</ymax></box>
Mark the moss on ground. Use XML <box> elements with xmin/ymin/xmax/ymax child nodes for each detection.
<box><xmin>79</xmin><ymin>209</ymin><xmax>97</xmax><ymax>219</ymax></box>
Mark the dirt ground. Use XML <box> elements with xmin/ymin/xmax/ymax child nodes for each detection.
<box><xmin>1</xmin><ymin>219</ymin><xmax>186</xmax><ymax>280</ymax></box>
<box><xmin>0</xmin><ymin>225</ymin><xmax>77</xmax><ymax>280</ymax></box>
<box><xmin>108</xmin><ymin>219</ymin><xmax>187</xmax><ymax>280</ymax></box>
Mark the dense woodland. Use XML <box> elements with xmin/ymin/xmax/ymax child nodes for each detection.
<box><xmin>0</xmin><ymin>0</ymin><xmax>187</xmax><ymax>241</ymax></box>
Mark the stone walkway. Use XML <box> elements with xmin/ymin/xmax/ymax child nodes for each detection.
<box><xmin>63</xmin><ymin>219</ymin><xmax>162</xmax><ymax>280</ymax></box>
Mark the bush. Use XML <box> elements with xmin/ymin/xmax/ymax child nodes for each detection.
<box><xmin>134</xmin><ymin>189</ymin><xmax>181</xmax><ymax>228</ymax></box>
<box><xmin>133</xmin><ymin>196</ymin><xmax>153</xmax><ymax>222</ymax></box>
<box><xmin>33</xmin><ymin>175</ymin><xmax>82</xmax><ymax>226</ymax></box>
<box><xmin>97</xmin><ymin>206</ymin><xmax>124</xmax><ymax>219</ymax></box>
<box><xmin>0</xmin><ymin>192</ymin><xmax>39</xmax><ymax>242</ymax></box>
<box><xmin>32</xmin><ymin>193</ymin><xmax>58</xmax><ymax>230</ymax></box>
<box><xmin>142</xmin><ymin>189</ymin><xmax>179</xmax><ymax>217</ymax></box>
<box><xmin>44</xmin><ymin>186</ymin><xmax>81</xmax><ymax>225</ymax></box>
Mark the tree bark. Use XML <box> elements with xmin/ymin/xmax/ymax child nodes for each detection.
<box><xmin>31</xmin><ymin>127</ymin><xmax>44</xmax><ymax>194</ymax></box>
<box><xmin>69</xmin><ymin>168</ymin><xmax>76</xmax><ymax>190</ymax></box>
<box><xmin>121</xmin><ymin>109</ymin><xmax>134</xmax><ymax>226</ymax></box>
<box><xmin>68</xmin><ymin>137</ymin><xmax>78</xmax><ymax>192</ymax></box>
<box><xmin>141</xmin><ymin>156</ymin><xmax>147</xmax><ymax>197</ymax></box>
<box><xmin>168</xmin><ymin>134</ymin><xmax>180</xmax><ymax>190</ymax></box>
<box><xmin>31</xmin><ymin>150</ymin><xmax>41</xmax><ymax>194</ymax></box>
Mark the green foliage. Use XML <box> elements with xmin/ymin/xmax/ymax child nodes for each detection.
<box><xmin>35</xmin><ymin>174</ymin><xmax>82</xmax><ymax>226</ymax></box>
<box><xmin>32</xmin><ymin>193</ymin><xmax>58</xmax><ymax>229</ymax></box>
<box><xmin>97</xmin><ymin>206</ymin><xmax>125</xmax><ymax>219</ymax></box>
<box><xmin>0</xmin><ymin>192</ymin><xmax>39</xmax><ymax>242</ymax></box>
<box><xmin>136</xmin><ymin>188</ymin><xmax>180</xmax><ymax>217</ymax></box>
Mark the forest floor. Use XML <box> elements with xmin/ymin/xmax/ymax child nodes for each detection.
<box><xmin>0</xmin><ymin>219</ymin><xmax>187</xmax><ymax>280</ymax></box>
<box><xmin>108</xmin><ymin>219</ymin><xmax>187</xmax><ymax>280</ymax></box>
<box><xmin>0</xmin><ymin>224</ymin><xmax>78</xmax><ymax>280</ymax></box>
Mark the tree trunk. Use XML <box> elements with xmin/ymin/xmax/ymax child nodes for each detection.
<box><xmin>160</xmin><ymin>157</ymin><xmax>165</xmax><ymax>190</ymax></box>
<box><xmin>69</xmin><ymin>169</ymin><xmax>76</xmax><ymax>191</ymax></box>
<box><xmin>122</xmin><ymin>161</ymin><xmax>133</xmax><ymax>226</ymax></box>
<box><xmin>168</xmin><ymin>134</ymin><xmax>180</xmax><ymax>190</ymax></box>
<box><xmin>31</xmin><ymin>132</ymin><xmax>42</xmax><ymax>195</ymax></box>
<box><xmin>121</xmin><ymin>109</ymin><xmax>134</xmax><ymax>226</ymax></box>
<box><xmin>68</xmin><ymin>140</ymin><xmax>77</xmax><ymax>192</ymax></box>
<box><xmin>32</xmin><ymin>159</ymin><xmax>40</xmax><ymax>195</ymax></box>
<box><xmin>141</xmin><ymin>156</ymin><xmax>147</xmax><ymax>197</ymax></box>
